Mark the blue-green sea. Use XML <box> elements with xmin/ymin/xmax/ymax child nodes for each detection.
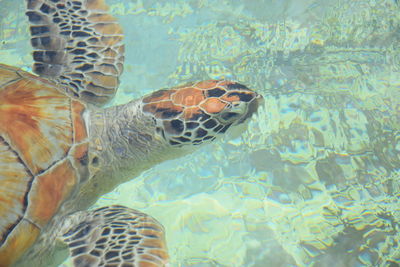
<box><xmin>1</xmin><ymin>0</ymin><xmax>400</xmax><ymax>266</ymax></box>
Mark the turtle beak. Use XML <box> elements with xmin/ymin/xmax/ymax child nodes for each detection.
<box><xmin>221</xmin><ymin>89</ymin><xmax>263</xmax><ymax>140</ymax></box>
<box><xmin>233</xmin><ymin>89</ymin><xmax>264</xmax><ymax>125</ymax></box>
<box><xmin>243</xmin><ymin>91</ymin><xmax>264</xmax><ymax>122</ymax></box>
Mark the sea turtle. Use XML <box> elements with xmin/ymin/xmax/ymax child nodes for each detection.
<box><xmin>0</xmin><ymin>0</ymin><xmax>263</xmax><ymax>266</ymax></box>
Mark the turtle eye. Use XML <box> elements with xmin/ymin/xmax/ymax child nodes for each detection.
<box><xmin>220</xmin><ymin>112</ymin><xmax>240</xmax><ymax>122</ymax></box>
<box><xmin>217</xmin><ymin>101</ymin><xmax>246</xmax><ymax>123</ymax></box>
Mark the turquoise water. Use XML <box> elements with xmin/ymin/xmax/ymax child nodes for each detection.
<box><xmin>1</xmin><ymin>0</ymin><xmax>400</xmax><ymax>266</ymax></box>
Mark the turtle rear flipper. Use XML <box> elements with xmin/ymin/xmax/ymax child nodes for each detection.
<box><xmin>26</xmin><ymin>0</ymin><xmax>124</xmax><ymax>106</ymax></box>
<box><xmin>62</xmin><ymin>205</ymin><xmax>168</xmax><ymax>267</ymax></box>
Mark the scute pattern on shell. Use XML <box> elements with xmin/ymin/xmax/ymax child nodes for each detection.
<box><xmin>0</xmin><ymin>64</ymin><xmax>89</xmax><ymax>266</ymax></box>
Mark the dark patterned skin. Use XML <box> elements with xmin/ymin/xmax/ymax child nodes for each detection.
<box><xmin>142</xmin><ymin>80</ymin><xmax>263</xmax><ymax>146</ymax></box>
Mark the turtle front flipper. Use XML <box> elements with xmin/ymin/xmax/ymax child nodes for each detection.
<box><xmin>26</xmin><ymin>0</ymin><xmax>124</xmax><ymax>106</ymax></box>
<box><xmin>62</xmin><ymin>205</ymin><xmax>168</xmax><ymax>267</ymax></box>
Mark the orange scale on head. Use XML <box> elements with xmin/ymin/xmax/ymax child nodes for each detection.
<box><xmin>182</xmin><ymin>106</ymin><xmax>203</xmax><ymax>120</ymax></box>
<box><xmin>195</xmin><ymin>80</ymin><xmax>219</xmax><ymax>89</ymax></box>
<box><xmin>200</xmin><ymin>98</ymin><xmax>227</xmax><ymax>114</ymax></box>
<box><xmin>142</xmin><ymin>89</ymin><xmax>176</xmax><ymax>104</ymax></box>
<box><xmin>143</xmin><ymin>101</ymin><xmax>183</xmax><ymax>119</ymax></box>
<box><xmin>221</xmin><ymin>94</ymin><xmax>241</xmax><ymax>103</ymax></box>
<box><xmin>172</xmin><ymin>87</ymin><xmax>205</xmax><ymax>107</ymax></box>
<box><xmin>217</xmin><ymin>80</ymin><xmax>236</xmax><ymax>87</ymax></box>
<box><xmin>142</xmin><ymin>103</ymin><xmax>156</xmax><ymax>113</ymax></box>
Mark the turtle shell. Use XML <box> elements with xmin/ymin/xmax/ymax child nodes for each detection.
<box><xmin>0</xmin><ymin>64</ymin><xmax>89</xmax><ymax>265</ymax></box>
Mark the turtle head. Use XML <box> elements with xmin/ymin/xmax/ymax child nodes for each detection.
<box><xmin>142</xmin><ymin>80</ymin><xmax>263</xmax><ymax>147</ymax></box>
